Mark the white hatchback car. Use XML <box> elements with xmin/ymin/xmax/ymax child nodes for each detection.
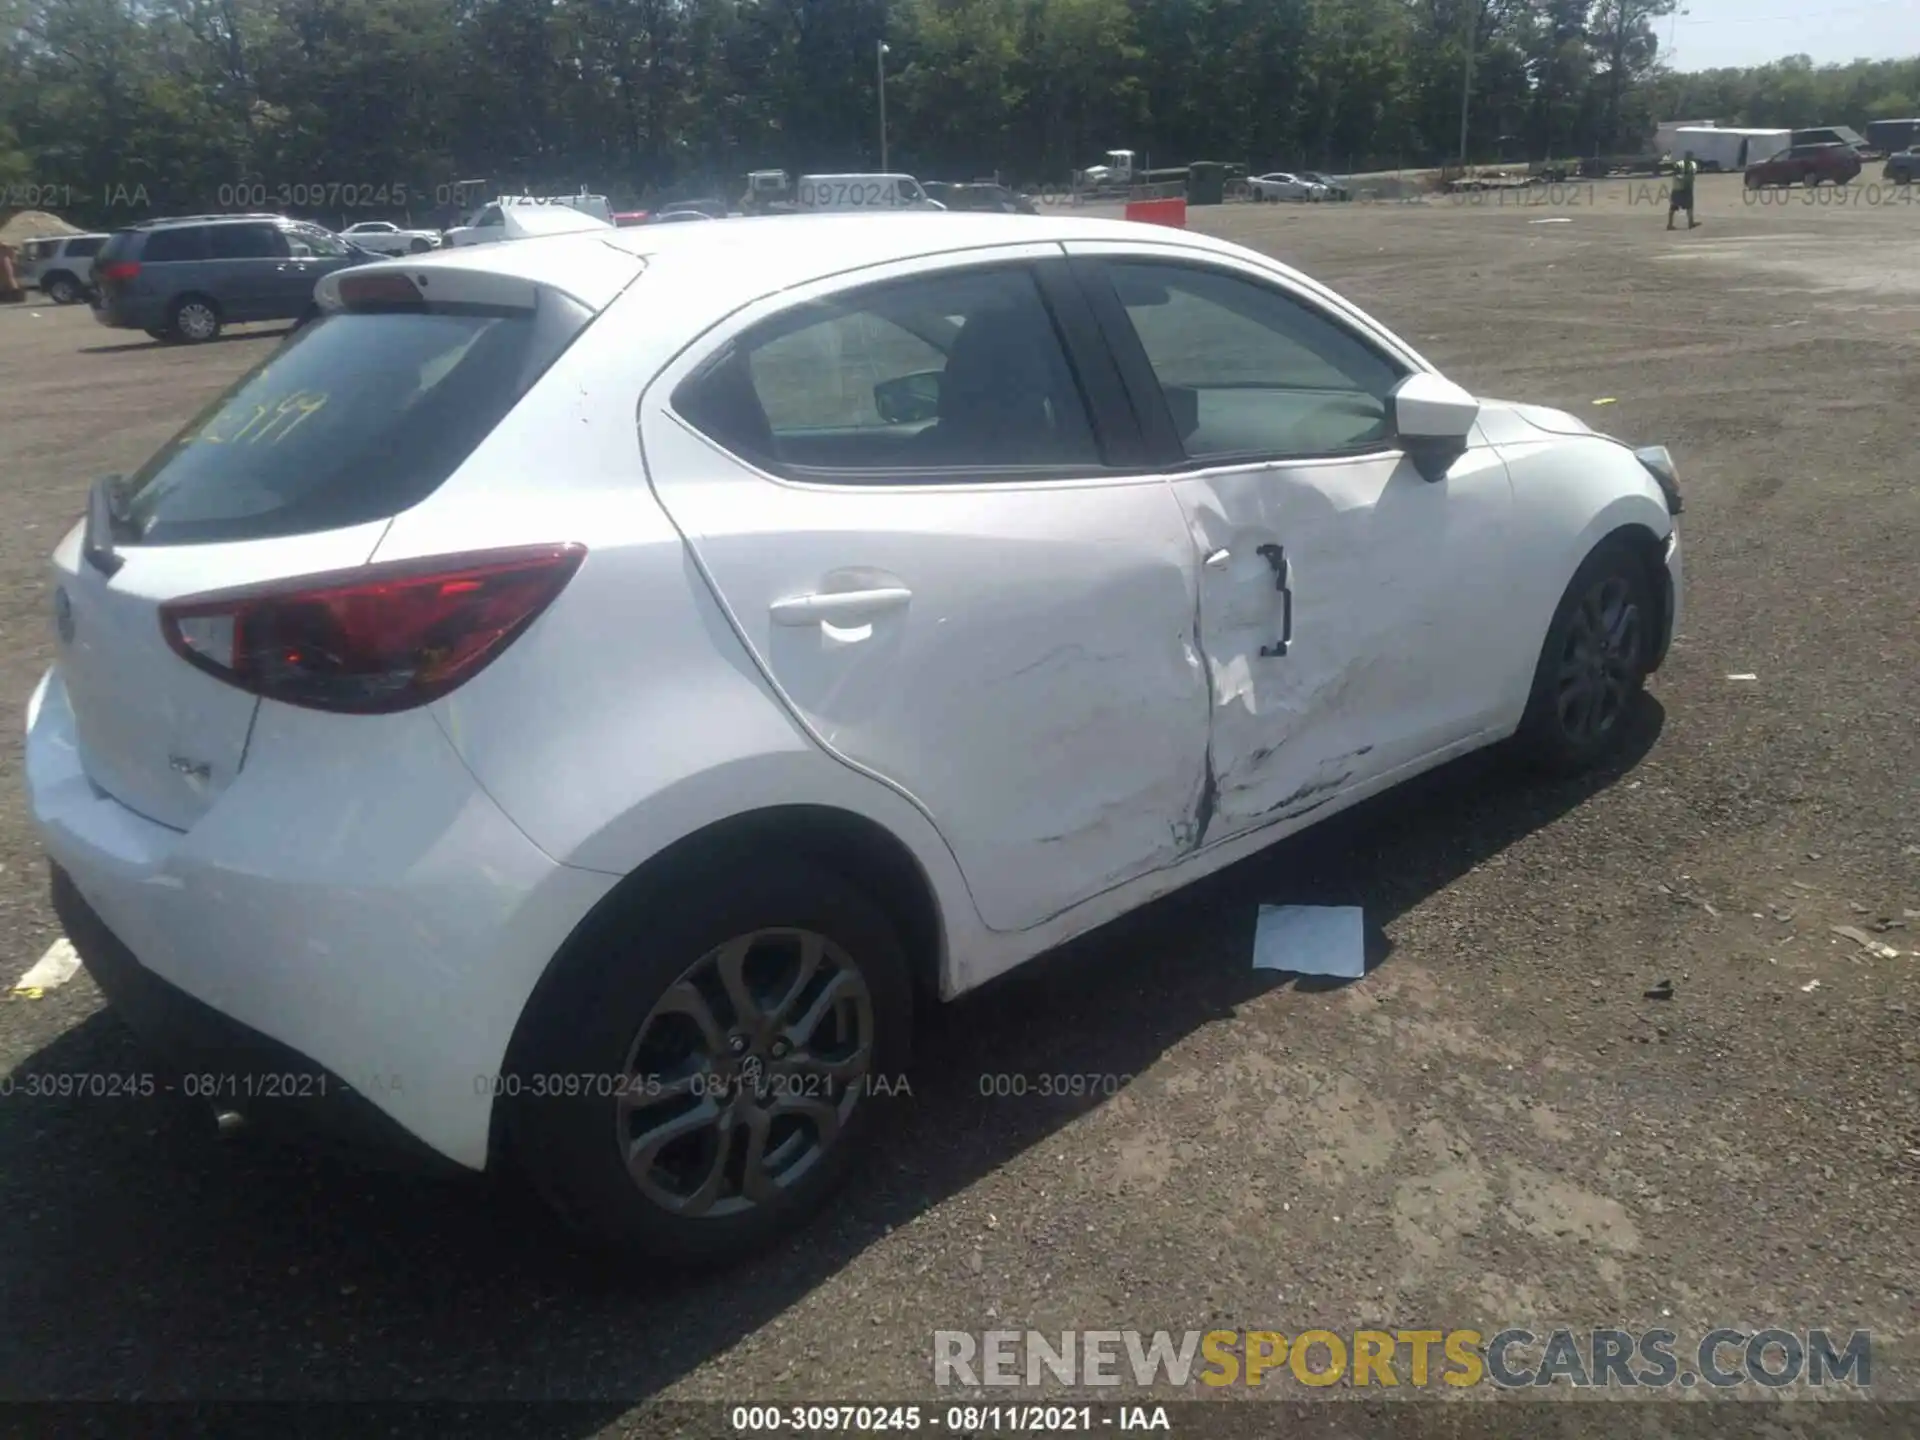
<box><xmin>28</xmin><ymin>214</ymin><xmax>1682</xmax><ymax>1267</ymax></box>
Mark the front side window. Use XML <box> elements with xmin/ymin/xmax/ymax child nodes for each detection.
<box><xmin>1105</xmin><ymin>260</ymin><xmax>1405</xmax><ymax>461</ymax></box>
<box><xmin>289</xmin><ymin>226</ymin><xmax>351</xmax><ymax>258</ymax></box>
<box><xmin>209</xmin><ymin>223</ymin><xmax>285</xmax><ymax>260</ymax></box>
<box><xmin>676</xmin><ymin>266</ymin><xmax>1100</xmax><ymax>477</ymax></box>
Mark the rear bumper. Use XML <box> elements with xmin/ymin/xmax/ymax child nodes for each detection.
<box><xmin>24</xmin><ymin>666</ymin><xmax>617</xmax><ymax>1171</ymax></box>
<box><xmin>91</xmin><ymin>295</ymin><xmax>148</xmax><ymax>329</ymax></box>
<box><xmin>51</xmin><ymin>865</ymin><xmax>463</xmax><ymax>1176</ymax></box>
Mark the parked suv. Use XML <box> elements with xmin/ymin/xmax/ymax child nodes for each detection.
<box><xmin>1744</xmin><ymin>143</ymin><xmax>1862</xmax><ymax>189</ymax></box>
<box><xmin>1885</xmin><ymin>148</ymin><xmax>1920</xmax><ymax>185</ymax></box>
<box><xmin>16</xmin><ymin>233</ymin><xmax>109</xmax><ymax>304</ymax></box>
<box><xmin>91</xmin><ymin>215</ymin><xmax>373</xmax><ymax>342</ymax></box>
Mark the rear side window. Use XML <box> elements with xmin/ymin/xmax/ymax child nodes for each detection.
<box><xmin>66</xmin><ymin>236</ymin><xmax>106</xmax><ymax>258</ymax></box>
<box><xmin>208</xmin><ymin>223</ymin><xmax>285</xmax><ymax>259</ymax></box>
<box><xmin>116</xmin><ymin>293</ymin><xmax>592</xmax><ymax>545</ymax></box>
<box><xmin>142</xmin><ymin>226</ymin><xmax>211</xmax><ymax>262</ymax></box>
<box><xmin>676</xmin><ymin>266</ymin><xmax>1100</xmax><ymax>478</ymax></box>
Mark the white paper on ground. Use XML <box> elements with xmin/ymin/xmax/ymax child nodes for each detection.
<box><xmin>13</xmin><ymin>937</ymin><xmax>81</xmax><ymax>994</ymax></box>
<box><xmin>1252</xmin><ymin>905</ymin><xmax>1366</xmax><ymax>978</ymax></box>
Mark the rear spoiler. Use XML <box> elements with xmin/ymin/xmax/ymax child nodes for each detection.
<box><xmin>313</xmin><ymin>243</ymin><xmax>645</xmax><ymax>317</ymax></box>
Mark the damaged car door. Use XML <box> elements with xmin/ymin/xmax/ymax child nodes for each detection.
<box><xmin>646</xmin><ymin>251</ymin><xmax>1212</xmax><ymax>932</ymax></box>
<box><xmin>1067</xmin><ymin>249</ymin><xmax>1515</xmax><ymax>845</ymax></box>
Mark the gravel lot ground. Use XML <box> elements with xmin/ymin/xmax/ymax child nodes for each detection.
<box><xmin>0</xmin><ymin>175</ymin><xmax>1915</xmax><ymax>1431</ymax></box>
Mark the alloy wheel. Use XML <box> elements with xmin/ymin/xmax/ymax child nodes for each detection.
<box><xmin>177</xmin><ymin>302</ymin><xmax>218</xmax><ymax>341</ymax></box>
<box><xmin>1554</xmin><ymin>575</ymin><xmax>1641</xmax><ymax>746</ymax></box>
<box><xmin>617</xmin><ymin>927</ymin><xmax>874</xmax><ymax>1219</ymax></box>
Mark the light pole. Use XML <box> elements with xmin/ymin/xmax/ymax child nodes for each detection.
<box><xmin>877</xmin><ymin>40</ymin><xmax>890</xmax><ymax>173</ymax></box>
<box><xmin>1457</xmin><ymin>4</ymin><xmax>1476</xmax><ymax>167</ymax></box>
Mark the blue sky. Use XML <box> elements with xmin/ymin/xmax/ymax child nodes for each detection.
<box><xmin>1664</xmin><ymin>0</ymin><xmax>1920</xmax><ymax>71</ymax></box>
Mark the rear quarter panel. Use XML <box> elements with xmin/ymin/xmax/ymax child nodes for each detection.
<box><xmin>367</xmin><ymin>272</ymin><xmax>983</xmax><ymax>987</ymax></box>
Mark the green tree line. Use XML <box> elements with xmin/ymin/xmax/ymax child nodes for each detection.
<box><xmin>2</xmin><ymin>0</ymin><xmax>1916</xmax><ymax>229</ymax></box>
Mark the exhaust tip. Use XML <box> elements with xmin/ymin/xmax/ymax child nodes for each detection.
<box><xmin>214</xmin><ymin>1109</ymin><xmax>246</xmax><ymax>1137</ymax></box>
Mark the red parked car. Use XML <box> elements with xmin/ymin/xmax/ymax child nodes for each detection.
<box><xmin>1744</xmin><ymin>143</ymin><xmax>1862</xmax><ymax>189</ymax></box>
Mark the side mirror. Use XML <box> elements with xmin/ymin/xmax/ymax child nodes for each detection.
<box><xmin>875</xmin><ymin>370</ymin><xmax>942</xmax><ymax>425</ymax></box>
<box><xmin>1390</xmin><ymin>372</ymin><xmax>1479</xmax><ymax>481</ymax></box>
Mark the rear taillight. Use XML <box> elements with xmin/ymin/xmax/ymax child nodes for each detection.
<box><xmin>159</xmin><ymin>544</ymin><xmax>585</xmax><ymax>714</ymax></box>
<box><xmin>100</xmin><ymin>261</ymin><xmax>141</xmax><ymax>282</ymax></box>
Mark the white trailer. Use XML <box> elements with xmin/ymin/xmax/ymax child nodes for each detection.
<box><xmin>1671</xmin><ymin>126</ymin><xmax>1790</xmax><ymax>171</ymax></box>
<box><xmin>1654</xmin><ymin>120</ymin><xmax>1717</xmax><ymax>155</ymax></box>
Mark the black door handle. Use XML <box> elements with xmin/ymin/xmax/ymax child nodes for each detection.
<box><xmin>1256</xmin><ymin>544</ymin><xmax>1292</xmax><ymax>657</ymax></box>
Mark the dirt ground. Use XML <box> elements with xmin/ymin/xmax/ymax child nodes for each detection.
<box><xmin>0</xmin><ymin>174</ymin><xmax>1915</xmax><ymax>1428</ymax></box>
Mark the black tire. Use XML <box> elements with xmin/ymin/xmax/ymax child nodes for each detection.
<box><xmin>167</xmin><ymin>294</ymin><xmax>222</xmax><ymax>343</ymax></box>
<box><xmin>1514</xmin><ymin>535</ymin><xmax>1657</xmax><ymax>775</ymax></box>
<box><xmin>409</xmin><ymin>238</ymin><xmax>432</xmax><ymax>253</ymax></box>
<box><xmin>44</xmin><ymin>273</ymin><xmax>81</xmax><ymax>305</ymax></box>
<box><xmin>505</xmin><ymin>858</ymin><xmax>912</xmax><ymax>1270</ymax></box>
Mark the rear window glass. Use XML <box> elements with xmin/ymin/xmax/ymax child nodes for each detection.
<box><xmin>97</xmin><ymin>231</ymin><xmax>138</xmax><ymax>265</ymax></box>
<box><xmin>142</xmin><ymin>226</ymin><xmax>211</xmax><ymax>262</ymax></box>
<box><xmin>66</xmin><ymin>236</ymin><xmax>106</xmax><ymax>257</ymax></box>
<box><xmin>117</xmin><ymin>294</ymin><xmax>591</xmax><ymax>545</ymax></box>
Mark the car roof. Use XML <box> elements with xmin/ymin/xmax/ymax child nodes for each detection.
<box><xmin>336</xmin><ymin>211</ymin><xmax>1421</xmax><ymax>361</ymax></box>
<box><xmin>125</xmin><ymin>213</ymin><xmax>287</xmax><ymax>230</ymax></box>
<box><xmin>604</xmin><ymin>210</ymin><xmax>1254</xmax><ymax>269</ymax></box>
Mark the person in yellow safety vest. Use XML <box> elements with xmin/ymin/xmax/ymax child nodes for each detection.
<box><xmin>1668</xmin><ymin>151</ymin><xmax>1700</xmax><ymax>231</ymax></box>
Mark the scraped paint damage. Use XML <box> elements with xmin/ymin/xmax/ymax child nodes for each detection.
<box><xmin>1188</xmin><ymin>589</ymin><xmax>1220</xmax><ymax>852</ymax></box>
<box><xmin>992</xmin><ymin>542</ymin><xmax>1218</xmax><ymax>929</ymax></box>
<box><xmin>1265</xmin><ymin>767</ymin><xmax>1355</xmax><ymax>820</ymax></box>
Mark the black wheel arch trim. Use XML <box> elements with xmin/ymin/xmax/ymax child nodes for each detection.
<box><xmin>491</xmin><ymin>805</ymin><xmax>945</xmax><ymax>1169</ymax></box>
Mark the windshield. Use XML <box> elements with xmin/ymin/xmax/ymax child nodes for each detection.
<box><xmin>118</xmin><ymin>295</ymin><xmax>590</xmax><ymax>545</ymax></box>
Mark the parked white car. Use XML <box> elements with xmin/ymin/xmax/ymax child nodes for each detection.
<box><xmin>1251</xmin><ymin>172</ymin><xmax>1329</xmax><ymax>202</ymax></box>
<box><xmin>444</xmin><ymin>194</ymin><xmax>616</xmax><ymax>246</ymax></box>
<box><xmin>338</xmin><ymin>220</ymin><xmax>443</xmax><ymax>255</ymax></box>
<box><xmin>29</xmin><ymin>214</ymin><xmax>1681</xmax><ymax>1268</ymax></box>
